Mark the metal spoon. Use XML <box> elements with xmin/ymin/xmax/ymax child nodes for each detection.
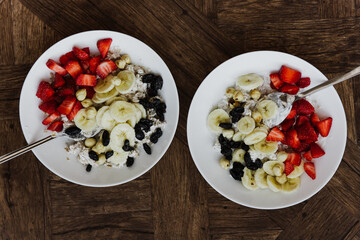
<box><xmin>267</xmin><ymin>66</ymin><xmax>360</xmax><ymax>128</ymax></box>
<box><xmin>0</xmin><ymin>126</ymin><xmax>100</xmax><ymax>164</ymax></box>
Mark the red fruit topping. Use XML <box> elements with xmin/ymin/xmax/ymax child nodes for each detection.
<box><xmin>65</xmin><ymin>60</ymin><xmax>82</xmax><ymax>79</ymax></box>
<box><xmin>89</xmin><ymin>56</ymin><xmax>102</xmax><ymax>74</ymax></box>
<box><xmin>303</xmin><ymin>150</ymin><xmax>313</xmax><ymax>161</ymax></box>
<box><xmin>42</xmin><ymin>111</ymin><xmax>60</xmax><ymax>125</ymax></box>
<box><xmin>67</xmin><ymin>101</ymin><xmax>83</xmax><ymax>121</ymax></box>
<box><xmin>287</xmin><ymin>152</ymin><xmax>301</xmax><ymax>166</ymax></box>
<box><xmin>47</xmin><ymin>120</ymin><xmax>63</xmax><ymax>132</ymax></box>
<box><xmin>316</xmin><ymin>117</ymin><xmax>333</xmax><ymax>137</ymax></box>
<box><xmin>293</xmin><ymin>99</ymin><xmax>315</xmax><ymax>115</ymax></box>
<box><xmin>310</xmin><ymin>113</ymin><xmax>320</xmax><ymax>126</ymax></box>
<box><xmin>310</xmin><ymin>143</ymin><xmax>325</xmax><ymax>158</ymax></box>
<box><xmin>294</xmin><ymin>142</ymin><xmax>310</xmax><ymax>153</ymax></box>
<box><xmin>270</xmin><ymin>82</ymin><xmax>276</xmax><ymax>89</ymax></box>
<box><xmin>83</xmin><ymin>86</ymin><xmax>95</xmax><ymax>98</ymax></box>
<box><xmin>284</xmin><ymin>160</ymin><xmax>295</xmax><ymax>176</ymax></box>
<box><xmin>53</xmin><ymin>95</ymin><xmax>65</xmax><ymax>104</ymax></box>
<box><xmin>82</xmin><ymin>47</ymin><xmax>90</xmax><ymax>55</ymax></box>
<box><xmin>96</xmin><ymin>60</ymin><xmax>117</xmax><ymax>79</ymax></box>
<box><xmin>65</xmin><ymin>51</ymin><xmax>76</xmax><ymax>60</ymax></box>
<box><xmin>39</xmin><ymin>100</ymin><xmax>57</xmax><ymax>114</ymax></box>
<box><xmin>76</xmin><ymin>74</ymin><xmax>97</xmax><ymax>87</ymax></box>
<box><xmin>80</xmin><ymin>60</ymin><xmax>90</xmax><ymax>72</ymax></box>
<box><xmin>266</xmin><ymin>127</ymin><xmax>285</xmax><ymax>142</ymax></box>
<box><xmin>36</xmin><ymin>81</ymin><xmax>55</xmax><ymax>101</ymax></box>
<box><xmin>279</xmin><ymin>65</ymin><xmax>301</xmax><ymax>84</ymax></box>
<box><xmin>295</xmin><ymin>115</ymin><xmax>309</xmax><ymax>127</ymax></box>
<box><xmin>59</xmin><ymin>55</ymin><xmax>70</xmax><ymax>66</ymax></box>
<box><xmin>296</xmin><ymin>121</ymin><xmax>318</xmax><ymax>143</ymax></box>
<box><xmin>56</xmin><ymin>96</ymin><xmax>76</xmax><ymax>115</ymax></box>
<box><xmin>57</xmin><ymin>86</ymin><xmax>75</xmax><ymax>96</ymax></box>
<box><xmin>269</xmin><ymin>73</ymin><xmax>284</xmax><ymax>89</ymax></box>
<box><xmin>280</xmin><ymin>118</ymin><xmax>295</xmax><ymax>131</ymax></box>
<box><xmin>280</xmin><ymin>84</ymin><xmax>299</xmax><ymax>95</ymax></box>
<box><xmin>286</xmin><ymin>128</ymin><xmax>301</xmax><ymax>149</ymax></box>
<box><xmin>97</xmin><ymin>38</ymin><xmax>112</xmax><ymax>58</ymax></box>
<box><xmin>73</xmin><ymin>47</ymin><xmax>90</xmax><ymax>60</ymax></box>
<box><xmin>304</xmin><ymin>162</ymin><xmax>316</xmax><ymax>180</ymax></box>
<box><xmin>46</xmin><ymin>59</ymin><xmax>67</xmax><ymax>76</ymax></box>
<box><xmin>297</xmin><ymin>77</ymin><xmax>311</xmax><ymax>88</ymax></box>
<box><xmin>53</xmin><ymin>73</ymin><xmax>66</xmax><ymax>88</ymax></box>
<box><xmin>286</xmin><ymin>108</ymin><xmax>296</xmax><ymax>119</ymax></box>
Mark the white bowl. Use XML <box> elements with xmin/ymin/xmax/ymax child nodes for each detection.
<box><xmin>187</xmin><ymin>51</ymin><xmax>347</xmax><ymax>209</ymax></box>
<box><xmin>19</xmin><ymin>30</ymin><xmax>179</xmax><ymax>187</ymax></box>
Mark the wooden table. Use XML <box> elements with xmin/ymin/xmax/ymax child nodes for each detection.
<box><xmin>0</xmin><ymin>0</ymin><xmax>359</xmax><ymax>239</ymax></box>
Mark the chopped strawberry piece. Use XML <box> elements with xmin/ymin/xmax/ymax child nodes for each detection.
<box><xmin>285</xmin><ymin>128</ymin><xmax>301</xmax><ymax>148</ymax></box>
<box><xmin>97</xmin><ymin>38</ymin><xmax>112</xmax><ymax>58</ymax></box>
<box><xmin>80</xmin><ymin>60</ymin><xmax>90</xmax><ymax>72</ymax></box>
<box><xmin>266</xmin><ymin>127</ymin><xmax>285</xmax><ymax>142</ymax></box>
<box><xmin>73</xmin><ymin>47</ymin><xmax>90</xmax><ymax>60</ymax></box>
<box><xmin>76</xmin><ymin>74</ymin><xmax>97</xmax><ymax>87</ymax></box>
<box><xmin>303</xmin><ymin>150</ymin><xmax>313</xmax><ymax>161</ymax></box>
<box><xmin>53</xmin><ymin>95</ymin><xmax>65</xmax><ymax>104</ymax></box>
<box><xmin>89</xmin><ymin>56</ymin><xmax>102</xmax><ymax>74</ymax></box>
<box><xmin>47</xmin><ymin>120</ymin><xmax>63</xmax><ymax>132</ymax></box>
<box><xmin>269</xmin><ymin>73</ymin><xmax>284</xmax><ymax>89</ymax></box>
<box><xmin>286</xmin><ymin>108</ymin><xmax>296</xmax><ymax>119</ymax></box>
<box><xmin>287</xmin><ymin>152</ymin><xmax>301</xmax><ymax>166</ymax></box>
<box><xmin>279</xmin><ymin>65</ymin><xmax>301</xmax><ymax>84</ymax></box>
<box><xmin>67</xmin><ymin>101</ymin><xmax>83</xmax><ymax>121</ymax></box>
<box><xmin>53</xmin><ymin>73</ymin><xmax>66</xmax><ymax>88</ymax></box>
<box><xmin>310</xmin><ymin>143</ymin><xmax>325</xmax><ymax>158</ymax></box>
<box><xmin>296</xmin><ymin>121</ymin><xmax>318</xmax><ymax>142</ymax></box>
<box><xmin>83</xmin><ymin>86</ymin><xmax>95</xmax><ymax>98</ymax></box>
<box><xmin>295</xmin><ymin>115</ymin><xmax>309</xmax><ymax>127</ymax></box>
<box><xmin>46</xmin><ymin>59</ymin><xmax>68</xmax><ymax>76</ymax></box>
<box><xmin>96</xmin><ymin>60</ymin><xmax>117</xmax><ymax>79</ymax></box>
<box><xmin>293</xmin><ymin>99</ymin><xmax>315</xmax><ymax>115</ymax></box>
<box><xmin>82</xmin><ymin>47</ymin><xmax>90</xmax><ymax>55</ymax></box>
<box><xmin>316</xmin><ymin>117</ymin><xmax>333</xmax><ymax>137</ymax></box>
<box><xmin>36</xmin><ymin>81</ymin><xmax>55</xmax><ymax>101</ymax></box>
<box><xmin>39</xmin><ymin>100</ymin><xmax>57</xmax><ymax>114</ymax></box>
<box><xmin>56</xmin><ymin>96</ymin><xmax>76</xmax><ymax>115</ymax></box>
<box><xmin>280</xmin><ymin>118</ymin><xmax>295</xmax><ymax>131</ymax></box>
<box><xmin>294</xmin><ymin>141</ymin><xmax>310</xmax><ymax>153</ymax></box>
<box><xmin>297</xmin><ymin>77</ymin><xmax>311</xmax><ymax>88</ymax></box>
<box><xmin>304</xmin><ymin>162</ymin><xmax>316</xmax><ymax>180</ymax></box>
<box><xmin>65</xmin><ymin>51</ymin><xmax>76</xmax><ymax>60</ymax></box>
<box><xmin>42</xmin><ymin>111</ymin><xmax>60</xmax><ymax>125</ymax></box>
<box><xmin>310</xmin><ymin>113</ymin><xmax>320</xmax><ymax>126</ymax></box>
<box><xmin>59</xmin><ymin>55</ymin><xmax>70</xmax><ymax>66</ymax></box>
<box><xmin>270</xmin><ymin>82</ymin><xmax>276</xmax><ymax>89</ymax></box>
<box><xmin>284</xmin><ymin>160</ymin><xmax>294</xmax><ymax>176</ymax></box>
<box><xmin>280</xmin><ymin>84</ymin><xmax>299</xmax><ymax>95</ymax></box>
<box><xmin>57</xmin><ymin>86</ymin><xmax>75</xmax><ymax>96</ymax></box>
<box><xmin>65</xmin><ymin>60</ymin><xmax>82</xmax><ymax>79</ymax></box>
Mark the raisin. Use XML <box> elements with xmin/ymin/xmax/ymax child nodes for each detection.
<box><xmin>122</xmin><ymin>139</ymin><xmax>134</xmax><ymax>152</ymax></box>
<box><xmin>64</xmin><ymin>126</ymin><xmax>81</xmax><ymax>138</ymax></box>
<box><xmin>135</xmin><ymin>128</ymin><xmax>145</xmax><ymax>140</ymax></box>
<box><xmin>86</xmin><ymin>164</ymin><xmax>92</xmax><ymax>172</ymax></box>
<box><xmin>143</xmin><ymin>143</ymin><xmax>151</xmax><ymax>154</ymax></box>
<box><xmin>102</xmin><ymin>130</ymin><xmax>110</xmax><ymax>146</ymax></box>
<box><xmin>221</xmin><ymin>146</ymin><xmax>232</xmax><ymax>157</ymax></box>
<box><xmin>233</xmin><ymin>162</ymin><xmax>245</xmax><ymax>170</ymax></box>
<box><xmin>241</xmin><ymin>142</ymin><xmax>250</xmax><ymax>151</ymax></box>
<box><xmin>139</xmin><ymin>99</ymin><xmax>153</xmax><ymax>109</ymax></box>
<box><xmin>147</xmin><ymin>87</ymin><xmax>158</xmax><ymax>97</ymax></box>
<box><xmin>88</xmin><ymin>151</ymin><xmax>99</xmax><ymax>161</ymax></box>
<box><xmin>126</xmin><ymin>157</ymin><xmax>134</xmax><ymax>167</ymax></box>
<box><xmin>219</xmin><ymin>123</ymin><xmax>232</xmax><ymax>129</ymax></box>
<box><xmin>230</xmin><ymin>141</ymin><xmax>241</xmax><ymax>149</ymax></box>
<box><xmin>230</xmin><ymin>168</ymin><xmax>243</xmax><ymax>180</ymax></box>
<box><xmin>142</xmin><ymin>73</ymin><xmax>155</xmax><ymax>83</ymax></box>
<box><xmin>150</xmin><ymin>76</ymin><xmax>163</xmax><ymax>90</ymax></box>
<box><xmin>157</xmin><ymin>111</ymin><xmax>164</xmax><ymax>121</ymax></box>
<box><xmin>105</xmin><ymin>151</ymin><xmax>114</xmax><ymax>159</ymax></box>
<box><xmin>255</xmin><ymin>159</ymin><xmax>263</xmax><ymax>168</ymax></box>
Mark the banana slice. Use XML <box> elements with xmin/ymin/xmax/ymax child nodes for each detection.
<box><xmin>109</xmin><ymin>123</ymin><xmax>135</xmax><ymax>152</ymax></box>
<box><xmin>267</xmin><ymin>175</ymin><xmax>282</xmax><ymax>192</ymax></box>
<box><xmin>254</xmin><ymin>125</ymin><xmax>269</xmax><ymax>135</ymax></box>
<box><xmin>134</xmin><ymin>103</ymin><xmax>147</xmax><ymax>119</ymax></box>
<box><xmin>96</xmin><ymin>106</ymin><xmax>109</xmax><ymax>126</ymax></box>
<box><xmin>107</xmin><ymin>150</ymin><xmax>129</xmax><ymax>165</ymax></box>
<box><xmin>257</xmin><ymin>100</ymin><xmax>278</xmax><ymax>120</ymax></box>
<box><xmin>243</xmin><ymin>131</ymin><xmax>267</xmax><ymax>145</ymax></box>
<box><xmin>109</xmin><ymin>101</ymin><xmax>137</xmax><ymax>123</ymax></box>
<box><xmin>241</xmin><ymin>168</ymin><xmax>259</xmax><ymax>191</ymax></box>
<box><xmin>92</xmin><ymin>94</ymin><xmax>106</xmax><ymax>104</ymax></box>
<box><xmin>232</xmin><ymin>149</ymin><xmax>246</xmax><ymax>164</ymax></box>
<box><xmin>276</xmin><ymin>173</ymin><xmax>287</xmax><ymax>184</ymax></box>
<box><xmin>263</xmin><ymin>160</ymin><xmax>284</xmax><ymax>176</ymax></box>
<box><xmin>232</xmin><ymin>131</ymin><xmax>247</xmax><ymax>142</ymax></box>
<box><xmin>94</xmin><ymin>75</ymin><xmax>115</xmax><ymax>93</ymax></box>
<box><xmin>74</xmin><ymin>107</ymin><xmax>97</xmax><ymax>131</ymax></box>
<box><xmin>287</xmin><ymin>160</ymin><xmax>305</xmax><ymax>179</ymax></box>
<box><xmin>105</xmin><ymin>96</ymin><xmax>127</xmax><ymax>106</ymax></box>
<box><xmin>133</xmin><ymin>105</ymin><xmax>143</xmax><ymax>123</ymax></box>
<box><xmin>276</xmin><ymin>151</ymin><xmax>288</xmax><ymax>162</ymax></box>
<box><xmin>254</xmin><ymin>140</ymin><xmax>278</xmax><ymax>154</ymax></box>
<box><xmin>254</xmin><ymin>168</ymin><xmax>268</xmax><ymax>189</ymax></box>
<box><xmin>236</xmin><ymin>73</ymin><xmax>264</xmax><ymax>91</ymax></box>
<box><xmin>126</xmin><ymin>115</ymin><xmax>138</xmax><ymax>128</ymax></box>
<box><xmin>207</xmin><ymin>109</ymin><xmax>231</xmax><ymax>133</ymax></box>
<box><xmin>116</xmin><ymin>70</ymin><xmax>136</xmax><ymax>94</ymax></box>
<box><xmin>93</xmin><ymin>88</ymin><xmax>118</xmax><ymax>102</ymax></box>
<box><xmin>100</xmin><ymin>110</ymin><xmax>117</xmax><ymax>131</ymax></box>
<box><xmin>282</xmin><ymin>177</ymin><xmax>300</xmax><ymax>193</ymax></box>
<box><xmin>237</xmin><ymin>116</ymin><xmax>255</xmax><ymax>134</ymax></box>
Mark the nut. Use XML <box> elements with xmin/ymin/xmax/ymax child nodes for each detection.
<box><xmin>85</xmin><ymin>107</ymin><xmax>97</xmax><ymax>119</ymax></box>
<box><xmin>233</xmin><ymin>90</ymin><xmax>244</xmax><ymax>101</ymax></box>
<box><xmin>225</xmin><ymin>87</ymin><xmax>236</xmax><ymax>98</ymax></box>
<box><xmin>76</xmin><ymin>89</ymin><xmax>87</xmax><ymax>101</ymax></box>
<box><xmin>222</xmin><ymin>129</ymin><xmax>234</xmax><ymax>139</ymax></box>
<box><xmin>120</xmin><ymin>54</ymin><xmax>131</xmax><ymax>64</ymax></box>
<box><xmin>250</xmin><ymin>89</ymin><xmax>261</xmax><ymax>100</ymax></box>
<box><xmin>252</xmin><ymin>111</ymin><xmax>262</xmax><ymax>123</ymax></box>
<box><xmin>92</xmin><ymin>141</ymin><xmax>106</xmax><ymax>154</ymax></box>
<box><xmin>276</xmin><ymin>173</ymin><xmax>287</xmax><ymax>184</ymax></box>
<box><xmin>81</xmin><ymin>99</ymin><xmax>93</xmax><ymax>108</ymax></box>
<box><xmin>115</xmin><ymin>59</ymin><xmax>126</xmax><ymax>69</ymax></box>
<box><xmin>97</xmin><ymin>154</ymin><xmax>106</xmax><ymax>165</ymax></box>
<box><xmin>220</xmin><ymin>158</ymin><xmax>231</xmax><ymax>170</ymax></box>
<box><xmin>85</xmin><ymin>138</ymin><xmax>96</xmax><ymax>148</ymax></box>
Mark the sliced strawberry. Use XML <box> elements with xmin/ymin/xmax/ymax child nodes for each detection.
<box><xmin>39</xmin><ymin>100</ymin><xmax>57</xmax><ymax>114</ymax></box>
<box><xmin>286</xmin><ymin>108</ymin><xmax>296</xmax><ymax>119</ymax></box>
<box><xmin>303</xmin><ymin>150</ymin><xmax>313</xmax><ymax>161</ymax></box>
<box><xmin>57</xmin><ymin>86</ymin><xmax>75</xmax><ymax>96</ymax></box>
<box><xmin>73</xmin><ymin>47</ymin><xmax>90</xmax><ymax>60</ymax></box>
<box><xmin>76</xmin><ymin>74</ymin><xmax>97</xmax><ymax>87</ymax></box>
<box><xmin>280</xmin><ymin>84</ymin><xmax>299</xmax><ymax>95</ymax></box>
<box><xmin>316</xmin><ymin>117</ymin><xmax>333</xmax><ymax>137</ymax></box>
<box><xmin>295</xmin><ymin>115</ymin><xmax>309</xmax><ymax>127</ymax></box>
<box><xmin>266</xmin><ymin>127</ymin><xmax>285</xmax><ymax>142</ymax></box>
<box><xmin>46</xmin><ymin>59</ymin><xmax>67</xmax><ymax>76</ymax></box>
<box><xmin>42</xmin><ymin>111</ymin><xmax>60</xmax><ymax>125</ymax></box>
<box><xmin>89</xmin><ymin>56</ymin><xmax>102</xmax><ymax>74</ymax></box>
<box><xmin>279</xmin><ymin>65</ymin><xmax>301</xmax><ymax>84</ymax></box>
<box><xmin>97</xmin><ymin>38</ymin><xmax>112</xmax><ymax>58</ymax></box>
<box><xmin>80</xmin><ymin>60</ymin><xmax>90</xmax><ymax>72</ymax></box>
<box><xmin>296</xmin><ymin>121</ymin><xmax>318</xmax><ymax>142</ymax></box>
<box><xmin>36</xmin><ymin>81</ymin><xmax>55</xmax><ymax>101</ymax></box>
<box><xmin>56</xmin><ymin>96</ymin><xmax>76</xmax><ymax>115</ymax></box>
<box><xmin>59</xmin><ymin>55</ymin><xmax>71</xmax><ymax>66</ymax></box>
<box><xmin>269</xmin><ymin>73</ymin><xmax>284</xmax><ymax>89</ymax></box>
<box><xmin>83</xmin><ymin>86</ymin><xmax>95</xmax><ymax>98</ymax></box>
<box><xmin>293</xmin><ymin>99</ymin><xmax>315</xmax><ymax>115</ymax></box>
<box><xmin>82</xmin><ymin>47</ymin><xmax>90</xmax><ymax>55</ymax></box>
<box><xmin>47</xmin><ymin>120</ymin><xmax>63</xmax><ymax>132</ymax></box>
<box><xmin>67</xmin><ymin>101</ymin><xmax>83</xmax><ymax>121</ymax></box>
<box><xmin>310</xmin><ymin>113</ymin><xmax>320</xmax><ymax>126</ymax></box>
<box><xmin>294</xmin><ymin>141</ymin><xmax>310</xmax><ymax>153</ymax></box>
<box><xmin>280</xmin><ymin>118</ymin><xmax>295</xmax><ymax>131</ymax></box>
<box><xmin>65</xmin><ymin>51</ymin><xmax>76</xmax><ymax>60</ymax></box>
<box><xmin>304</xmin><ymin>162</ymin><xmax>316</xmax><ymax>180</ymax></box>
<box><xmin>284</xmin><ymin>160</ymin><xmax>295</xmax><ymax>176</ymax></box>
<box><xmin>53</xmin><ymin>95</ymin><xmax>65</xmax><ymax>104</ymax></box>
<box><xmin>53</xmin><ymin>73</ymin><xmax>66</xmax><ymax>88</ymax></box>
<box><xmin>285</xmin><ymin>128</ymin><xmax>301</xmax><ymax>148</ymax></box>
<box><xmin>297</xmin><ymin>77</ymin><xmax>311</xmax><ymax>88</ymax></box>
<box><xmin>287</xmin><ymin>152</ymin><xmax>301</xmax><ymax>166</ymax></box>
<box><xmin>270</xmin><ymin>82</ymin><xmax>276</xmax><ymax>89</ymax></box>
<box><xmin>310</xmin><ymin>143</ymin><xmax>325</xmax><ymax>158</ymax></box>
<box><xmin>65</xmin><ymin>60</ymin><xmax>82</xmax><ymax>79</ymax></box>
<box><xmin>96</xmin><ymin>60</ymin><xmax>117</xmax><ymax>79</ymax></box>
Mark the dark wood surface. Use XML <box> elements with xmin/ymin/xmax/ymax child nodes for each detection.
<box><xmin>0</xmin><ymin>0</ymin><xmax>359</xmax><ymax>239</ymax></box>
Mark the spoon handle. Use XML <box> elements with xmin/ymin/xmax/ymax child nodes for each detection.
<box><xmin>298</xmin><ymin>66</ymin><xmax>360</xmax><ymax>98</ymax></box>
<box><xmin>0</xmin><ymin>135</ymin><xmax>57</xmax><ymax>164</ymax></box>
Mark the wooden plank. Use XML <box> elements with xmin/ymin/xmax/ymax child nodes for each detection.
<box><xmin>186</xmin><ymin>0</ymin><xmax>218</xmax><ymax>22</ymax></box>
<box><xmin>0</xmin><ymin>64</ymin><xmax>32</xmax><ymax>100</ymax></box>
<box><xmin>319</xmin><ymin>0</ymin><xmax>357</xmax><ymax>18</ymax></box>
<box><xmin>0</xmin><ymin>0</ymin><xmax>15</xmax><ymax>65</ymax></box>
<box><xmin>344</xmin><ymin>221</ymin><xmax>360</xmax><ymax>240</ymax></box>
<box><xmin>342</xmin><ymin>139</ymin><xmax>360</xmax><ymax>176</ymax></box>
<box><xmin>352</xmin><ymin>75</ymin><xmax>360</xmax><ymax>146</ymax></box>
